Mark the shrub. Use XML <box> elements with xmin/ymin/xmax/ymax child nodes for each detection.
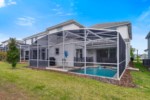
<box><xmin>0</xmin><ymin>51</ymin><xmax>7</xmax><ymax>61</ymax></box>
<box><xmin>136</xmin><ymin>56</ymin><xmax>141</xmax><ymax>63</ymax></box>
<box><xmin>7</xmin><ymin>38</ymin><xmax>19</xmax><ymax>68</ymax></box>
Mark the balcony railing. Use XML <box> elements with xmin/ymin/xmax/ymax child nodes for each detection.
<box><xmin>74</xmin><ymin>57</ymin><xmax>93</xmax><ymax>62</ymax></box>
<box><xmin>97</xmin><ymin>58</ymin><xmax>117</xmax><ymax>63</ymax></box>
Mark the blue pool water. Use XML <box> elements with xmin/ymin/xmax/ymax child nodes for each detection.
<box><xmin>71</xmin><ymin>67</ymin><xmax>117</xmax><ymax>77</ymax></box>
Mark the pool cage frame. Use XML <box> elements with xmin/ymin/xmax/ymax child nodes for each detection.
<box><xmin>19</xmin><ymin>44</ymin><xmax>30</xmax><ymax>62</ymax></box>
<box><xmin>20</xmin><ymin>28</ymin><xmax>126</xmax><ymax>80</ymax></box>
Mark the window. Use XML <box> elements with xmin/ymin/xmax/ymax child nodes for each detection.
<box><xmin>33</xmin><ymin>50</ymin><xmax>37</xmax><ymax>59</ymax></box>
<box><xmin>41</xmin><ymin>49</ymin><xmax>45</xmax><ymax>60</ymax></box>
<box><xmin>76</xmin><ymin>49</ymin><xmax>83</xmax><ymax>58</ymax></box>
<box><xmin>55</xmin><ymin>48</ymin><xmax>59</xmax><ymax>55</ymax></box>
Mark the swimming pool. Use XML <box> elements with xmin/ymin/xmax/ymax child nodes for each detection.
<box><xmin>70</xmin><ymin>67</ymin><xmax>117</xmax><ymax>78</ymax></box>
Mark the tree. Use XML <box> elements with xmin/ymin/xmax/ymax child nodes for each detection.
<box><xmin>136</xmin><ymin>55</ymin><xmax>141</xmax><ymax>63</ymax></box>
<box><xmin>130</xmin><ymin>47</ymin><xmax>135</xmax><ymax>62</ymax></box>
<box><xmin>7</xmin><ymin>38</ymin><xmax>19</xmax><ymax>68</ymax></box>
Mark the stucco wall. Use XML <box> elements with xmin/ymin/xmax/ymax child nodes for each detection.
<box><xmin>117</xmin><ymin>26</ymin><xmax>129</xmax><ymax>39</ymax></box>
<box><xmin>48</xmin><ymin>39</ymin><xmax>76</xmax><ymax>67</ymax></box>
<box><xmin>48</xmin><ymin>23</ymin><xmax>81</xmax><ymax>34</ymax></box>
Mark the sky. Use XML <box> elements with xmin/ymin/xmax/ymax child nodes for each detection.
<box><xmin>0</xmin><ymin>0</ymin><xmax>150</xmax><ymax>54</ymax></box>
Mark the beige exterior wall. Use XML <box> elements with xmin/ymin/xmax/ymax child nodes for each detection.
<box><xmin>48</xmin><ymin>23</ymin><xmax>81</xmax><ymax>34</ymax></box>
<box><xmin>116</xmin><ymin>26</ymin><xmax>129</xmax><ymax>39</ymax></box>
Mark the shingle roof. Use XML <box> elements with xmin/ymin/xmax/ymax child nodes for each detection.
<box><xmin>90</xmin><ymin>21</ymin><xmax>132</xmax><ymax>39</ymax></box>
<box><xmin>90</xmin><ymin>21</ymin><xmax>130</xmax><ymax>29</ymax></box>
<box><xmin>146</xmin><ymin>32</ymin><xmax>150</xmax><ymax>39</ymax></box>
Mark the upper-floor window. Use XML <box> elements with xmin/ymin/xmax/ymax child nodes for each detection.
<box><xmin>55</xmin><ymin>48</ymin><xmax>59</xmax><ymax>55</ymax></box>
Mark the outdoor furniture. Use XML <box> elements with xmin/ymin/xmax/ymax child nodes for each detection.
<box><xmin>49</xmin><ymin>57</ymin><xmax>56</xmax><ymax>66</ymax></box>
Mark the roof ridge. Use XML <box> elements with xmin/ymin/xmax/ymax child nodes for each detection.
<box><xmin>90</xmin><ymin>21</ymin><xmax>131</xmax><ymax>28</ymax></box>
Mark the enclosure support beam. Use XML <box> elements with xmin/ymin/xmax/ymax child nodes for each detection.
<box><xmin>65</xmin><ymin>31</ymin><xmax>91</xmax><ymax>41</ymax></box>
<box><xmin>48</xmin><ymin>34</ymin><xmax>50</xmax><ymax>67</ymax></box>
<box><xmin>117</xmin><ymin>32</ymin><xmax>120</xmax><ymax>79</ymax></box>
<box><xmin>63</xmin><ymin>30</ymin><xmax>65</xmax><ymax>69</ymax></box>
<box><xmin>84</xmin><ymin>29</ymin><xmax>87</xmax><ymax>74</ymax></box>
<box><xmin>125</xmin><ymin>42</ymin><xmax>127</xmax><ymax>67</ymax></box>
<box><xmin>20</xmin><ymin>45</ymin><xmax>21</xmax><ymax>63</ymax></box>
<box><xmin>87</xmin><ymin>30</ymin><xmax>116</xmax><ymax>42</ymax></box>
<box><xmin>37</xmin><ymin>43</ymin><xmax>39</xmax><ymax>68</ymax></box>
<box><xmin>86</xmin><ymin>29</ymin><xmax>102</xmax><ymax>39</ymax></box>
<box><xmin>24</xmin><ymin>49</ymin><xmax>25</xmax><ymax>62</ymax></box>
<box><xmin>28</xmin><ymin>46</ymin><xmax>30</xmax><ymax>65</ymax></box>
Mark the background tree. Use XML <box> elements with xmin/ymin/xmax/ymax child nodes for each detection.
<box><xmin>130</xmin><ymin>47</ymin><xmax>135</xmax><ymax>62</ymax></box>
<box><xmin>7</xmin><ymin>38</ymin><xmax>19</xmax><ymax>68</ymax></box>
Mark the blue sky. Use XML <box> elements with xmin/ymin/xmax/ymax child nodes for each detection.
<box><xmin>0</xmin><ymin>0</ymin><xmax>150</xmax><ymax>54</ymax></box>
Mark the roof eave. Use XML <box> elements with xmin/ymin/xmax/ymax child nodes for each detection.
<box><xmin>23</xmin><ymin>31</ymin><xmax>48</xmax><ymax>40</ymax></box>
<box><xmin>46</xmin><ymin>20</ymin><xmax>84</xmax><ymax>31</ymax></box>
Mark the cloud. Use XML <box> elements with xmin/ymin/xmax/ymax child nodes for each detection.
<box><xmin>0</xmin><ymin>0</ymin><xmax>5</xmax><ymax>8</ymax></box>
<box><xmin>0</xmin><ymin>0</ymin><xmax>16</xmax><ymax>8</ymax></box>
<box><xmin>132</xmin><ymin>7</ymin><xmax>150</xmax><ymax>54</ymax></box>
<box><xmin>7</xmin><ymin>0</ymin><xmax>16</xmax><ymax>5</ymax></box>
<box><xmin>16</xmin><ymin>17</ymin><xmax>35</xmax><ymax>26</ymax></box>
<box><xmin>138</xmin><ymin>7</ymin><xmax>150</xmax><ymax>22</ymax></box>
<box><xmin>51</xmin><ymin>1</ymin><xmax>77</xmax><ymax>16</ymax></box>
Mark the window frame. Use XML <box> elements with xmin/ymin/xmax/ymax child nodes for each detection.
<box><xmin>55</xmin><ymin>48</ymin><xmax>59</xmax><ymax>55</ymax></box>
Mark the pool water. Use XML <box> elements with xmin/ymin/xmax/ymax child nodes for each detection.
<box><xmin>71</xmin><ymin>67</ymin><xmax>117</xmax><ymax>78</ymax></box>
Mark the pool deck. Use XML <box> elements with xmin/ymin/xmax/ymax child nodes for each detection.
<box><xmin>126</xmin><ymin>67</ymin><xmax>139</xmax><ymax>71</ymax></box>
<box><xmin>45</xmin><ymin>66</ymin><xmax>82</xmax><ymax>72</ymax></box>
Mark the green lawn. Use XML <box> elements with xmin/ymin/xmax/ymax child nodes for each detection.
<box><xmin>0</xmin><ymin>62</ymin><xmax>149</xmax><ymax>100</ymax></box>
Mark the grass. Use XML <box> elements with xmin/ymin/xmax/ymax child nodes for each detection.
<box><xmin>0</xmin><ymin>62</ymin><xmax>149</xmax><ymax>100</ymax></box>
